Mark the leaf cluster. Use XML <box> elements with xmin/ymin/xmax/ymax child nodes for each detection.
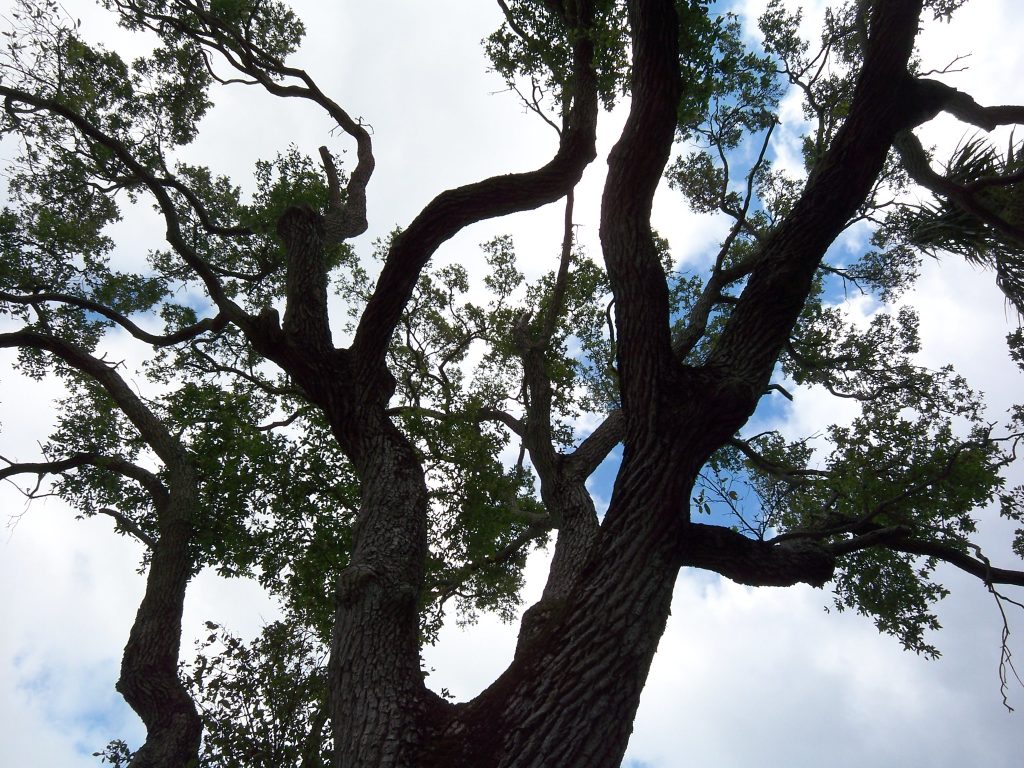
<box><xmin>181</xmin><ymin>618</ymin><xmax>331</xmax><ymax>768</ymax></box>
<box><xmin>485</xmin><ymin>0</ymin><xmax>630</xmax><ymax>115</ymax></box>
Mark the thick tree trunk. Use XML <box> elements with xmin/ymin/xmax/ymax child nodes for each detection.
<box><xmin>423</xmin><ymin>429</ymin><xmax>700</xmax><ymax>768</ymax></box>
<box><xmin>514</xmin><ymin>475</ymin><xmax>601</xmax><ymax>657</ymax></box>
<box><xmin>326</xmin><ymin>412</ymin><xmax>437</xmax><ymax>767</ymax></box>
<box><xmin>257</xmin><ymin>206</ymin><xmax>440</xmax><ymax>766</ymax></box>
<box><xmin>119</xmin><ymin>480</ymin><xmax>202</xmax><ymax>768</ymax></box>
<box><xmin>412</xmin><ymin>5</ymin><xmax>931</xmax><ymax>761</ymax></box>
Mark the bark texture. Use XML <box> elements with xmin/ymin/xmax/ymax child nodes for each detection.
<box><xmin>117</xmin><ymin>478</ymin><xmax>203</xmax><ymax>768</ymax></box>
<box><xmin>141</xmin><ymin>1</ymin><xmax>934</xmax><ymax>765</ymax></box>
<box><xmin>309</xmin><ymin>1</ymin><xmax>931</xmax><ymax>765</ymax></box>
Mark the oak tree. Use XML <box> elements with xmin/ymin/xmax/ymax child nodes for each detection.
<box><xmin>2</xmin><ymin>0</ymin><xmax>1024</xmax><ymax>766</ymax></box>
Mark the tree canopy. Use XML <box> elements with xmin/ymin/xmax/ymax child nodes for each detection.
<box><xmin>1</xmin><ymin>0</ymin><xmax>1023</xmax><ymax>766</ymax></box>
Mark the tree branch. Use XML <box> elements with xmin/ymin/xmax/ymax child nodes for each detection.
<box><xmin>728</xmin><ymin>436</ymin><xmax>831</xmax><ymax>482</ymax></box>
<box><xmin>0</xmin><ymin>330</ymin><xmax>187</xmax><ymax>467</ymax></box>
<box><xmin>0</xmin><ymin>84</ymin><xmax>240</xmax><ymax>317</ymax></box>
<box><xmin>882</xmin><ymin>535</ymin><xmax>1024</xmax><ymax>587</ymax></box>
<box><xmin>680</xmin><ymin>523</ymin><xmax>835</xmax><ymax>588</ymax></box>
<box><xmin>565</xmin><ymin>409</ymin><xmax>624</xmax><ymax>478</ymax></box>
<box><xmin>349</xmin><ymin>3</ymin><xmax>598</xmax><ymax>381</ymax></box>
<box><xmin>0</xmin><ymin>451</ymin><xmax>168</xmax><ymax>506</ymax></box>
<box><xmin>541</xmin><ymin>190</ymin><xmax>576</xmax><ymax>341</ymax></box>
<box><xmin>819</xmin><ymin>524</ymin><xmax>1024</xmax><ymax>588</ymax></box>
<box><xmin>704</xmin><ymin>0</ymin><xmax>925</xmax><ymax>431</ymax></box>
<box><xmin>894</xmin><ymin>129</ymin><xmax>1024</xmax><ymax>246</ymax></box>
<box><xmin>598</xmin><ymin>0</ymin><xmax>681</xmax><ymax>410</ymax></box>
<box><xmin>96</xmin><ymin>507</ymin><xmax>158</xmax><ymax>549</ymax></box>
<box><xmin>0</xmin><ymin>291</ymin><xmax>227</xmax><ymax>347</ymax></box>
<box><xmin>907</xmin><ymin>77</ymin><xmax>1024</xmax><ymax>132</ymax></box>
<box><xmin>384</xmin><ymin>404</ymin><xmax>526</xmax><ymax>437</ymax></box>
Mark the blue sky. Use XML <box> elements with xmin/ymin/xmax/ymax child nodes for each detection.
<box><xmin>2</xmin><ymin>1</ymin><xmax>1024</xmax><ymax>766</ymax></box>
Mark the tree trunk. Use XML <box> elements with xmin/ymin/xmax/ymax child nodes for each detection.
<box><xmin>326</xmin><ymin>412</ymin><xmax>438</xmax><ymax>767</ymax></box>
<box><xmin>0</xmin><ymin>333</ymin><xmax>205</xmax><ymax>768</ymax></box>
<box><xmin>424</xmin><ymin>429</ymin><xmax>701</xmax><ymax>768</ymax></box>
<box><xmin>252</xmin><ymin>4</ymin><xmax>934</xmax><ymax>766</ymax></box>
<box><xmin>119</xmin><ymin>479</ymin><xmax>202</xmax><ymax>768</ymax></box>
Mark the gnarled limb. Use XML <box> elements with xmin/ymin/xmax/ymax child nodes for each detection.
<box><xmin>681</xmin><ymin>523</ymin><xmax>836</xmax><ymax>588</ymax></box>
<box><xmin>108</xmin><ymin>0</ymin><xmax>375</xmax><ymax>243</ymax></box>
<box><xmin>906</xmin><ymin>77</ymin><xmax>1024</xmax><ymax>132</ymax></box>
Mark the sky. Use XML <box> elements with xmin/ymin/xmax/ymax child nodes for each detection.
<box><xmin>2</xmin><ymin>0</ymin><xmax>1024</xmax><ymax>766</ymax></box>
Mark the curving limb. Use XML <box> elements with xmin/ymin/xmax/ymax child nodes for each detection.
<box><xmin>598</xmin><ymin>0</ymin><xmax>682</xmax><ymax>412</ymax></box>
<box><xmin>0</xmin><ymin>452</ymin><xmax>168</xmax><ymax>512</ymax></box>
<box><xmin>894</xmin><ymin>130</ymin><xmax>1024</xmax><ymax>244</ymax></box>
<box><xmin>349</xmin><ymin>2</ymin><xmax>599</xmax><ymax>380</ymax></box>
<box><xmin>906</xmin><ymin>77</ymin><xmax>1024</xmax><ymax>133</ymax></box>
<box><xmin>0</xmin><ymin>291</ymin><xmax>227</xmax><ymax>347</ymax></box>
<box><xmin>681</xmin><ymin>521</ymin><xmax>1024</xmax><ymax>592</ymax></box>
<box><xmin>829</xmin><ymin>528</ymin><xmax>1024</xmax><ymax>588</ymax></box>
<box><xmin>107</xmin><ymin>0</ymin><xmax>375</xmax><ymax>243</ymax></box>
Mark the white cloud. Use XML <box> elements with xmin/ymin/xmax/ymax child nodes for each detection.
<box><xmin>625</xmin><ymin>572</ymin><xmax>1024</xmax><ymax>768</ymax></box>
<box><xmin>0</xmin><ymin>485</ymin><xmax>148</xmax><ymax>759</ymax></box>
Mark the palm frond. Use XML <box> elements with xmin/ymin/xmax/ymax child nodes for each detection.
<box><xmin>905</xmin><ymin>132</ymin><xmax>1024</xmax><ymax>312</ymax></box>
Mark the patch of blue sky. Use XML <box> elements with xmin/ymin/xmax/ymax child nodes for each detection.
<box><xmin>13</xmin><ymin>654</ymin><xmax>143</xmax><ymax>757</ymax></box>
<box><xmin>751</xmin><ymin>387</ymin><xmax>793</xmax><ymax>431</ymax></box>
<box><xmin>479</xmin><ymin>0</ymin><xmax>887</xmax><ymax>547</ymax></box>
<box><xmin>709</xmin><ymin>0</ymin><xmax>893</xmax><ymax>314</ymax></box>
<box><xmin>586</xmin><ymin>446</ymin><xmax>623</xmax><ymax>521</ymax></box>
<box><xmin>170</xmin><ymin>280</ymin><xmax>220</xmax><ymax>316</ymax></box>
<box><xmin>641</xmin><ymin>0</ymin><xmax>898</xmax><ymax>539</ymax></box>
<box><xmin>818</xmin><ymin>219</ymin><xmax>888</xmax><ymax>308</ymax></box>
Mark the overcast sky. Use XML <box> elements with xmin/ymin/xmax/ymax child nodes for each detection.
<box><xmin>2</xmin><ymin>1</ymin><xmax>1024</xmax><ymax>766</ymax></box>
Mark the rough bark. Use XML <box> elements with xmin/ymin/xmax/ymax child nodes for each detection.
<box><xmin>512</xmin><ymin>288</ymin><xmax>604</xmax><ymax>651</ymax></box>
<box><xmin>162</xmin><ymin>1</ymin><xmax>935</xmax><ymax>765</ymax></box>
<box><xmin>117</xmin><ymin>476</ymin><xmax>203</xmax><ymax>768</ymax></box>
<box><xmin>326</xmin><ymin>413</ymin><xmax>435</xmax><ymax>767</ymax></box>
<box><xmin>225</xmin><ymin>4</ymin><xmax>605</xmax><ymax>761</ymax></box>
<box><xmin>280</xmin><ymin>205</ymin><xmax>332</xmax><ymax>349</ymax></box>
<box><xmin>14</xmin><ymin>0</ymin><xmax>1024</xmax><ymax>766</ymax></box>
<box><xmin>242</xmin><ymin>204</ymin><xmax>432</xmax><ymax>764</ymax></box>
<box><xmin>431</xmin><ymin>435</ymin><xmax>703</xmax><ymax>768</ymax></box>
